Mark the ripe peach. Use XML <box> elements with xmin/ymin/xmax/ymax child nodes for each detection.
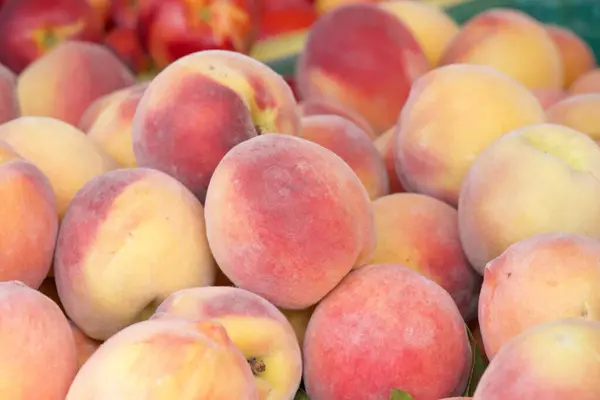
<box><xmin>395</xmin><ymin>64</ymin><xmax>546</xmax><ymax>206</ymax></box>
<box><xmin>0</xmin><ymin>116</ymin><xmax>117</xmax><ymax>218</ymax></box>
<box><xmin>78</xmin><ymin>87</ymin><xmax>129</xmax><ymax>132</ymax></box>
<box><xmin>298</xmin><ymin>98</ymin><xmax>376</xmax><ymax>139</ymax></box>
<box><xmin>440</xmin><ymin>8</ymin><xmax>563</xmax><ymax>89</ymax></box>
<box><xmin>300</xmin><ymin>115</ymin><xmax>388</xmax><ymax>199</ymax></box>
<box><xmin>0</xmin><ymin>281</ymin><xmax>77</xmax><ymax>399</ymax></box>
<box><xmin>153</xmin><ymin>286</ymin><xmax>302</xmax><ymax>399</ymax></box>
<box><xmin>546</xmin><ymin>94</ymin><xmax>600</xmax><ymax>143</ymax></box>
<box><xmin>570</xmin><ymin>68</ymin><xmax>600</xmax><ymax>94</ymax></box>
<box><xmin>458</xmin><ymin>123</ymin><xmax>600</xmax><ymax>273</ymax></box>
<box><xmin>369</xmin><ymin>193</ymin><xmax>481</xmax><ymax>320</ymax></box>
<box><xmin>373</xmin><ymin>126</ymin><xmax>404</xmax><ymax>194</ymax></box>
<box><xmin>296</xmin><ymin>3</ymin><xmax>429</xmax><ymax>134</ymax></box>
<box><xmin>0</xmin><ymin>140</ymin><xmax>58</xmax><ymax>288</ymax></box>
<box><xmin>69</xmin><ymin>320</ymin><xmax>102</xmax><ymax>370</ymax></box>
<box><xmin>204</xmin><ymin>134</ymin><xmax>375</xmax><ymax>309</ymax></box>
<box><xmin>473</xmin><ymin>319</ymin><xmax>600</xmax><ymax>399</ymax></box>
<box><xmin>303</xmin><ymin>264</ymin><xmax>471</xmax><ymax>399</ymax></box>
<box><xmin>545</xmin><ymin>24</ymin><xmax>596</xmax><ymax>88</ymax></box>
<box><xmin>0</xmin><ymin>63</ymin><xmax>18</xmax><ymax>123</ymax></box>
<box><xmin>379</xmin><ymin>0</ymin><xmax>459</xmax><ymax>66</ymax></box>
<box><xmin>132</xmin><ymin>49</ymin><xmax>300</xmax><ymax>202</ymax></box>
<box><xmin>17</xmin><ymin>40</ymin><xmax>136</xmax><ymax>125</ymax></box>
<box><xmin>66</xmin><ymin>318</ymin><xmax>259</xmax><ymax>399</ymax></box>
<box><xmin>531</xmin><ymin>88</ymin><xmax>568</xmax><ymax>110</ymax></box>
<box><xmin>54</xmin><ymin>168</ymin><xmax>217</xmax><ymax>340</ymax></box>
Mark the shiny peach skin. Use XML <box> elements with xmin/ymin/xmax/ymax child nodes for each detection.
<box><xmin>152</xmin><ymin>286</ymin><xmax>302</xmax><ymax>400</ymax></box>
<box><xmin>546</xmin><ymin>94</ymin><xmax>600</xmax><ymax>142</ymax></box>
<box><xmin>298</xmin><ymin>98</ymin><xmax>376</xmax><ymax>139</ymax></box>
<box><xmin>0</xmin><ymin>63</ymin><xmax>19</xmax><ymax>123</ymax></box>
<box><xmin>69</xmin><ymin>320</ymin><xmax>102</xmax><ymax>370</ymax></box>
<box><xmin>66</xmin><ymin>318</ymin><xmax>259</xmax><ymax>399</ymax></box>
<box><xmin>373</xmin><ymin>126</ymin><xmax>405</xmax><ymax>193</ymax></box>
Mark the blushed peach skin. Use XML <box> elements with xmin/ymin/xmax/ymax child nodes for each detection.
<box><xmin>66</xmin><ymin>319</ymin><xmax>259</xmax><ymax>399</ymax></box>
<box><xmin>204</xmin><ymin>134</ymin><xmax>375</xmax><ymax>309</ymax></box>
<box><xmin>0</xmin><ymin>63</ymin><xmax>19</xmax><ymax>124</ymax></box>
<box><xmin>374</xmin><ymin>126</ymin><xmax>405</xmax><ymax>194</ymax></box>
<box><xmin>54</xmin><ymin>168</ymin><xmax>217</xmax><ymax>341</ymax></box>
<box><xmin>440</xmin><ymin>8</ymin><xmax>563</xmax><ymax>89</ymax></box>
<box><xmin>458</xmin><ymin>123</ymin><xmax>600</xmax><ymax>274</ymax></box>
<box><xmin>0</xmin><ymin>140</ymin><xmax>58</xmax><ymax>288</ymax></box>
<box><xmin>545</xmin><ymin>24</ymin><xmax>596</xmax><ymax>88</ymax></box>
<box><xmin>17</xmin><ymin>40</ymin><xmax>136</xmax><ymax>126</ymax></box>
<box><xmin>473</xmin><ymin>319</ymin><xmax>600</xmax><ymax>399</ymax></box>
<box><xmin>395</xmin><ymin>64</ymin><xmax>546</xmax><ymax>206</ymax></box>
<box><xmin>152</xmin><ymin>286</ymin><xmax>302</xmax><ymax>400</ymax></box>
<box><xmin>296</xmin><ymin>3</ymin><xmax>429</xmax><ymax>134</ymax></box>
<box><xmin>479</xmin><ymin>233</ymin><xmax>600</xmax><ymax>360</ymax></box>
<box><xmin>531</xmin><ymin>88</ymin><xmax>568</xmax><ymax>110</ymax></box>
<box><xmin>69</xmin><ymin>320</ymin><xmax>102</xmax><ymax>370</ymax></box>
<box><xmin>379</xmin><ymin>0</ymin><xmax>459</xmax><ymax>66</ymax></box>
<box><xmin>0</xmin><ymin>116</ymin><xmax>117</xmax><ymax>219</ymax></box>
<box><xmin>570</xmin><ymin>68</ymin><xmax>600</xmax><ymax>94</ymax></box>
<box><xmin>369</xmin><ymin>193</ymin><xmax>481</xmax><ymax>320</ymax></box>
<box><xmin>0</xmin><ymin>281</ymin><xmax>77</xmax><ymax>400</ymax></box>
<box><xmin>546</xmin><ymin>94</ymin><xmax>600</xmax><ymax>143</ymax></box>
<box><xmin>303</xmin><ymin>264</ymin><xmax>472</xmax><ymax>400</ymax></box>
<box><xmin>132</xmin><ymin>49</ymin><xmax>300</xmax><ymax>202</ymax></box>
<box><xmin>298</xmin><ymin>98</ymin><xmax>376</xmax><ymax>139</ymax></box>
<box><xmin>300</xmin><ymin>115</ymin><xmax>389</xmax><ymax>199</ymax></box>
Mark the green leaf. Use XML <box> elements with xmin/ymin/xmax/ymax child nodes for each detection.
<box><xmin>463</xmin><ymin>324</ymin><xmax>489</xmax><ymax>396</ymax></box>
<box><xmin>294</xmin><ymin>388</ymin><xmax>310</xmax><ymax>400</ymax></box>
<box><xmin>390</xmin><ymin>388</ymin><xmax>414</xmax><ymax>400</ymax></box>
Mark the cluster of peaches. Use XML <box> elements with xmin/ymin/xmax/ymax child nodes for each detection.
<box><xmin>2</xmin><ymin>0</ymin><xmax>600</xmax><ymax>399</ymax></box>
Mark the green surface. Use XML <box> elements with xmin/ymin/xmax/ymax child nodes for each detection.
<box><xmin>266</xmin><ymin>0</ymin><xmax>600</xmax><ymax>76</ymax></box>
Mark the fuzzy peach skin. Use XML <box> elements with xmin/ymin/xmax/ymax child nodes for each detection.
<box><xmin>295</xmin><ymin>3</ymin><xmax>429</xmax><ymax>134</ymax></box>
<box><xmin>300</xmin><ymin>115</ymin><xmax>389</xmax><ymax>199</ymax></box>
<box><xmin>570</xmin><ymin>68</ymin><xmax>600</xmax><ymax>94</ymax></box>
<box><xmin>85</xmin><ymin>82</ymin><xmax>149</xmax><ymax>168</ymax></box>
<box><xmin>280</xmin><ymin>306</ymin><xmax>316</xmax><ymax>349</ymax></box>
<box><xmin>395</xmin><ymin>64</ymin><xmax>545</xmax><ymax>206</ymax></box>
<box><xmin>54</xmin><ymin>168</ymin><xmax>217</xmax><ymax>341</ymax></box>
<box><xmin>374</xmin><ymin>126</ymin><xmax>405</xmax><ymax>194</ymax></box>
<box><xmin>440</xmin><ymin>8</ymin><xmax>563</xmax><ymax>89</ymax></box>
<box><xmin>546</xmin><ymin>94</ymin><xmax>600</xmax><ymax>143</ymax></box>
<box><xmin>298</xmin><ymin>98</ymin><xmax>376</xmax><ymax>139</ymax></box>
<box><xmin>204</xmin><ymin>134</ymin><xmax>375</xmax><ymax>309</ymax></box>
<box><xmin>69</xmin><ymin>320</ymin><xmax>102</xmax><ymax>370</ymax></box>
<box><xmin>303</xmin><ymin>264</ymin><xmax>472</xmax><ymax>400</ymax></box>
<box><xmin>0</xmin><ymin>116</ymin><xmax>117</xmax><ymax>218</ymax></box>
<box><xmin>379</xmin><ymin>0</ymin><xmax>459</xmax><ymax>66</ymax></box>
<box><xmin>0</xmin><ymin>281</ymin><xmax>78</xmax><ymax>399</ymax></box>
<box><xmin>17</xmin><ymin>40</ymin><xmax>136</xmax><ymax>126</ymax></box>
<box><xmin>132</xmin><ymin>49</ymin><xmax>300</xmax><ymax>202</ymax></box>
<box><xmin>531</xmin><ymin>88</ymin><xmax>568</xmax><ymax>110</ymax></box>
<box><xmin>473</xmin><ymin>319</ymin><xmax>600</xmax><ymax>399</ymax></box>
<box><xmin>545</xmin><ymin>24</ymin><xmax>597</xmax><ymax>88</ymax></box>
<box><xmin>369</xmin><ymin>193</ymin><xmax>481</xmax><ymax>320</ymax></box>
<box><xmin>458</xmin><ymin>123</ymin><xmax>600</xmax><ymax>274</ymax></box>
<box><xmin>0</xmin><ymin>63</ymin><xmax>19</xmax><ymax>124</ymax></box>
<box><xmin>152</xmin><ymin>286</ymin><xmax>302</xmax><ymax>400</ymax></box>
<box><xmin>66</xmin><ymin>318</ymin><xmax>259</xmax><ymax>399</ymax></box>
<box><xmin>478</xmin><ymin>233</ymin><xmax>600</xmax><ymax>360</ymax></box>
<box><xmin>0</xmin><ymin>140</ymin><xmax>58</xmax><ymax>288</ymax></box>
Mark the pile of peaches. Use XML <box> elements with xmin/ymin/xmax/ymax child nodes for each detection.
<box><xmin>2</xmin><ymin>1</ymin><xmax>600</xmax><ymax>399</ymax></box>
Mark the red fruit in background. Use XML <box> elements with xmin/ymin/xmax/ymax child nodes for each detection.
<box><xmin>86</xmin><ymin>0</ymin><xmax>110</xmax><ymax>27</ymax></box>
<box><xmin>258</xmin><ymin>0</ymin><xmax>317</xmax><ymax>39</ymax></box>
<box><xmin>110</xmin><ymin>0</ymin><xmax>156</xmax><ymax>29</ymax></box>
<box><xmin>0</xmin><ymin>0</ymin><xmax>103</xmax><ymax>73</ymax></box>
<box><xmin>105</xmin><ymin>26</ymin><xmax>153</xmax><ymax>74</ymax></box>
<box><xmin>138</xmin><ymin>0</ymin><xmax>259</xmax><ymax>70</ymax></box>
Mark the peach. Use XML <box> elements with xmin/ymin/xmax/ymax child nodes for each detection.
<box><xmin>545</xmin><ymin>24</ymin><xmax>596</xmax><ymax>88</ymax></box>
<box><xmin>546</xmin><ymin>94</ymin><xmax>600</xmax><ymax>142</ymax></box>
<box><xmin>473</xmin><ymin>319</ymin><xmax>600</xmax><ymax>399</ymax></box>
<box><xmin>132</xmin><ymin>49</ymin><xmax>300</xmax><ymax>202</ymax></box>
<box><xmin>280</xmin><ymin>306</ymin><xmax>316</xmax><ymax>348</ymax></box>
<box><xmin>85</xmin><ymin>82</ymin><xmax>149</xmax><ymax>168</ymax></box>
<box><xmin>458</xmin><ymin>123</ymin><xmax>600</xmax><ymax>274</ymax></box>
<box><xmin>298</xmin><ymin>98</ymin><xmax>376</xmax><ymax>139</ymax></box>
<box><xmin>54</xmin><ymin>168</ymin><xmax>217</xmax><ymax>341</ymax></box>
<box><xmin>478</xmin><ymin>233</ymin><xmax>600</xmax><ymax>360</ymax></box>
<box><xmin>395</xmin><ymin>64</ymin><xmax>546</xmax><ymax>206</ymax></box>
<box><xmin>17</xmin><ymin>40</ymin><xmax>136</xmax><ymax>126</ymax></box>
<box><xmin>570</xmin><ymin>68</ymin><xmax>600</xmax><ymax>94</ymax></box>
<box><xmin>66</xmin><ymin>318</ymin><xmax>259</xmax><ymax>399</ymax></box>
<box><xmin>531</xmin><ymin>88</ymin><xmax>568</xmax><ymax>110</ymax></box>
<box><xmin>204</xmin><ymin>134</ymin><xmax>375</xmax><ymax>309</ymax></box>
<box><xmin>379</xmin><ymin>0</ymin><xmax>459</xmax><ymax>66</ymax></box>
<box><xmin>0</xmin><ymin>281</ymin><xmax>77</xmax><ymax>399</ymax></box>
<box><xmin>0</xmin><ymin>116</ymin><xmax>117</xmax><ymax>218</ymax></box>
<box><xmin>303</xmin><ymin>264</ymin><xmax>472</xmax><ymax>399</ymax></box>
<box><xmin>373</xmin><ymin>126</ymin><xmax>405</xmax><ymax>193</ymax></box>
<box><xmin>69</xmin><ymin>320</ymin><xmax>102</xmax><ymax>370</ymax></box>
<box><xmin>0</xmin><ymin>62</ymin><xmax>18</xmax><ymax>123</ymax></box>
<box><xmin>300</xmin><ymin>115</ymin><xmax>389</xmax><ymax>199</ymax></box>
<box><xmin>78</xmin><ymin>87</ymin><xmax>129</xmax><ymax>132</ymax></box>
<box><xmin>440</xmin><ymin>8</ymin><xmax>563</xmax><ymax>89</ymax></box>
<box><xmin>152</xmin><ymin>286</ymin><xmax>302</xmax><ymax>399</ymax></box>
<box><xmin>295</xmin><ymin>3</ymin><xmax>429</xmax><ymax>134</ymax></box>
<box><xmin>0</xmin><ymin>139</ymin><xmax>58</xmax><ymax>288</ymax></box>
<box><xmin>369</xmin><ymin>193</ymin><xmax>481</xmax><ymax>320</ymax></box>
